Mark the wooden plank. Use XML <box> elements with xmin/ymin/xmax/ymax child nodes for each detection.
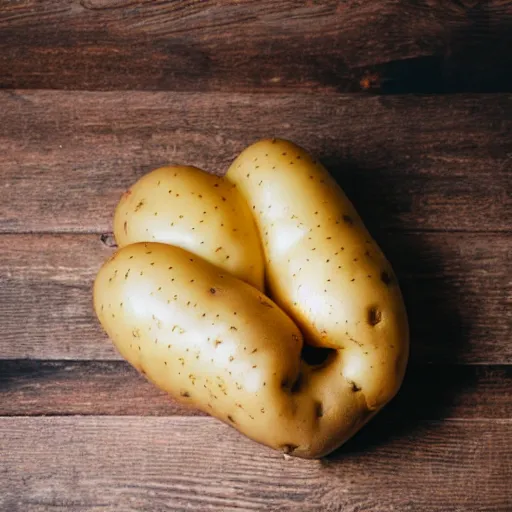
<box><xmin>1</xmin><ymin>360</ymin><xmax>510</xmax><ymax>419</ymax></box>
<box><xmin>0</xmin><ymin>232</ymin><xmax>510</xmax><ymax>362</ymax></box>
<box><xmin>1</xmin><ymin>91</ymin><xmax>510</xmax><ymax>233</ymax></box>
<box><xmin>0</xmin><ymin>416</ymin><xmax>510</xmax><ymax>511</ymax></box>
<box><xmin>0</xmin><ymin>1</ymin><xmax>511</xmax><ymax>93</ymax></box>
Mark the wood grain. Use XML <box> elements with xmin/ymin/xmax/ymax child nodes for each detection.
<box><xmin>0</xmin><ymin>360</ymin><xmax>510</xmax><ymax>419</ymax></box>
<box><xmin>0</xmin><ymin>1</ymin><xmax>511</xmax><ymax>93</ymax></box>
<box><xmin>0</xmin><ymin>416</ymin><xmax>510</xmax><ymax>511</ymax></box>
<box><xmin>0</xmin><ymin>91</ymin><xmax>511</xmax><ymax>233</ymax></box>
<box><xmin>0</xmin><ymin>232</ymin><xmax>510</xmax><ymax>362</ymax></box>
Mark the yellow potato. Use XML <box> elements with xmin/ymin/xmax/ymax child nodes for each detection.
<box><xmin>227</xmin><ymin>139</ymin><xmax>409</xmax><ymax>410</ymax></box>
<box><xmin>94</xmin><ymin>139</ymin><xmax>409</xmax><ymax>458</ymax></box>
<box><xmin>114</xmin><ymin>165</ymin><xmax>264</xmax><ymax>290</ymax></box>
<box><xmin>94</xmin><ymin>242</ymin><xmax>368</xmax><ymax>458</ymax></box>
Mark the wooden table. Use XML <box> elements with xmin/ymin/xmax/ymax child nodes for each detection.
<box><xmin>1</xmin><ymin>2</ymin><xmax>511</xmax><ymax>511</ymax></box>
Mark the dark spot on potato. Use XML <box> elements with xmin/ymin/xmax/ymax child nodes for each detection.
<box><xmin>134</xmin><ymin>200</ymin><xmax>145</xmax><ymax>212</ymax></box>
<box><xmin>348</xmin><ymin>380</ymin><xmax>361</xmax><ymax>392</ymax></box>
<box><xmin>368</xmin><ymin>307</ymin><xmax>382</xmax><ymax>326</ymax></box>
<box><xmin>381</xmin><ymin>271</ymin><xmax>392</xmax><ymax>285</ymax></box>
<box><xmin>123</xmin><ymin>221</ymin><xmax>128</xmax><ymax>234</ymax></box>
<box><xmin>180</xmin><ymin>391</ymin><xmax>190</xmax><ymax>398</ymax></box>
<box><xmin>227</xmin><ymin>415</ymin><xmax>236</xmax><ymax>423</ymax></box>
<box><xmin>315</xmin><ymin>402</ymin><xmax>324</xmax><ymax>418</ymax></box>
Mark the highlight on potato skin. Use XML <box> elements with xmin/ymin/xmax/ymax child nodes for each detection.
<box><xmin>94</xmin><ymin>139</ymin><xmax>409</xmax><ymax>458</ymax></box>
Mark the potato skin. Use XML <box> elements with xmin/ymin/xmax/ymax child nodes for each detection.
<box><xmin>113</xmin><ymin>166</ymin><xmax>264</xmax><ymax>291</ymax></box>
<box><xmin>227</xmin><ymin>139</ymin><xmax>409</xmax><ymax>412</ymax></box>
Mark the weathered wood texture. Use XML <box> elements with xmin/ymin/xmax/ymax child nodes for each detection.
<box><xmin>1</xmin><ymin>360</ymin><xmax>510</xmax><ymax>419</ymax></box>
<box><xmin>0</xmin><ymin>232</ymin><xmax>509</xmax><ymax>362</ymax></box>
<box><xmin>0</xmin><ymin>1</ymin><xmax>511</xmax><ymax>93</ymax></box>
<box><xmin>0</xmin><ymin>417</ymin><xmax>510</xmax><ymax>511</ymax></box>
<box><xmin>1</xmin><ymin>91</ymin><xmax>511</xmax><ymax>233</ymax></box>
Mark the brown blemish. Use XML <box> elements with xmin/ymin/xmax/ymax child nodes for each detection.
<box><xmin>227</xmin><ymin>415</ymin><xmax>236</xmax><ymax>423</ymax></box>
<box><xmin>348</xmin><ymin>380</ymin><xmax>361</xmax><ymax>392</ymax></box>
<box><xmin>180</xmin><ymin>391</ymin><xmax>190</xmax><ymax>398</ymax></box>
<box><xmin>381</xmin><ymin>271</ymin><xmax>392</xmax><ymax>285</ymax></box>
<box><xmin>343</xmin><ymin>215</ymin><xmax>353</xmax><ymax>225</ymax></box>
<box><xmin>368</xmin><ymin>307</ymin><xmax>382</xmax><ymax>326</ymax></box>
<box><xmin>315</xmin><ymin>402</ymin><xmax>324</xmax><ymax>418</ymax></box>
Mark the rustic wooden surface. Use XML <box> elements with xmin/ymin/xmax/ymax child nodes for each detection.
<box><xmin>1</xmin><ymin>417</ymin><xmax>511</xmax><ymax>512</ymax></box>
<box><xmin>1</xmin><ymin>0</ymin><xmax>512</xmax><ymax>93</ymax></box>
<box><xmin>0</xmin><ymin>1</ymin><xmax>511</xmax><ymax>511</ymax></box>
<box><xmin>1</xmin><ymin>91</ymin><xmax>511</xmax><ymax>233</ymax></box>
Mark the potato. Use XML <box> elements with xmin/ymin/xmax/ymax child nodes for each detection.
<box><xmin>227</xmin><ymin>139</ymin><xmax>409</xmax><ymax>410</ymax></box>
<box><xmin>94</xmin><ymin>139</ymin><xmax>409</xmax><ymax>458</ymax></box>
<box><xmin>114</xmin><ymin>165</ymin><xmax>264</xmax><ymax>290</ymax></box>
<box><xmin>94</xmin><ymin>242</ymin><xmax>369</xmax><ymax>458</ymax></box>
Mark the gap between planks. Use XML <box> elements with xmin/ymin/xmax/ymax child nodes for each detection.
<box><xmin>0</xmin><ymin>360</ymin><xmax>511</xmax><ymax>419</ymax></box>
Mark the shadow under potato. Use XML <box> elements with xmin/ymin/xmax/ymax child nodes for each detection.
<box><xmin>319</xmin><ymin>156</ymin><xmax>470</xmax><ymax>458</ymax></box>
